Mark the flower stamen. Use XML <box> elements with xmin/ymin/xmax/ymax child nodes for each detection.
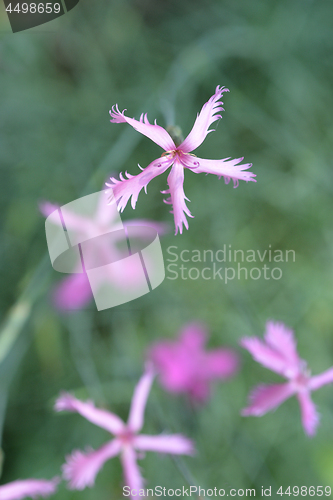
<box><xmin>161</xmin><ymin>150</ymin><xmax>175</xmax><ymax>158</ymax></box>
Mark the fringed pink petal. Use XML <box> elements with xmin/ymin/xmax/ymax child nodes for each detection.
<box><xmin>134</xmin><ymin>434</ymin><xmax>195</xmax><ymax>456</ymax></box>
<box><xmin>179</xmin><ymin>322</ymin><xmax>208</xmax><ymax>350</ymax></box>
<box><xmin>106</xmin><ymin>156</ymin><xmax>173</xmax><ymax>212</ymax></box>
<box><xmin>240</xmin><ymin>336</ymin><xmax>292</xmax><ymax>377</ymax></box>
<box><xmin>127</xmin><ymin>365</ymin><xmax>154</xmax><ymax>433</ymax></box>
<box><xmin>149</xmin><ymin>322</ymin><xmax>238</xmax><ymax>403</ymax></box>
<box><xmin>149</xmin><ymin>342</ymin><xmax>191</xmax><ymax>394</ymax></box>
<box><xmin>63</xmin><ymin>440</ymin><xmax>121</xmax><ymax>490</ymax></box>
<box><xmin>41</xmin><ymin>191</ymin><xmax>128</xmax><ymax>238</ymax></box>
<box><xmin>204</xmin><ymin>349</ymin><xmax>240</xmax><ymax>380</ymax></box>
<box><xmin>39</xmin><ymin>201</ymin><xmax>59</xmax><ymax>218</ymax></box>
<box><xmin>264</xmin><ymin>321</ymin><xmax>300</xmax><ymax>374</ymax></box>
<box><xmin>0</xmin><ymin>478</ymin><xmax>59</xmax><ymax>500</ymax></box>
<box><xmin>53</xmin><ymin>273</ymin><xmax>92</xmax><ymax>310</ymax></box>
<box><xmin>95</xmin><ymin>189</ymin><xmax>124</xmax><ymax>228</ymax></box>
<box><xmin>179</xmin><ymin>86</ymin><xmax>229</xmax><ymax>153</ymax></box>
<box><xmin>241</xmin><ymin>383</ymin><xmax>295</xmax><ymax>416</ymax></box>
<box><xmin>109</xmin><ymin>105</ymin><xmax>175</xmax><ymax>151</ymax></box>
<box><xmin>58</xmin><ymin>206</ymin><xmax>96</xmax><ymax>235</ymax></box>
<box><xmin>40</xmin><ymin>200</ymin><xmax>95</xmax><ymax>235</ymax></box>
<box><xmin>179</xmin><ymin>324</ymin><xmax>239</xmax><ymax>381</ymax></box>
<box><xmin>120</xmin><ymin>446</ymin><xmax>145</xmax><ymax>495</ymax></box>
<box><xmin>309</xmin><ymin>367</ymin><xmax>333</xmax><ymax>390</ymax></box>
<box><xmin>184</xmin><ymin>155</ymin><xmax>256</xmax><ymax>185</ymax></box>
<box><xmin>163</xmin><ymin>159</ymin><xmax>193</xmax><ymax>235</ymax></box>
<box><xmin>296</xmin><ymin>391</ymin><xmax>320</xmax><ymax>437</ymax></box>
<box><xmin>55</xmin><ymin>392</ymin><xmax>125</xmax><ymax>434</ymax></box>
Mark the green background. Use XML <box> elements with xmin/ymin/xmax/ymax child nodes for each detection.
<box><xmin>1</xmin><ymin>0</ymin><xmax>333</xmax><ymax>498</ymax></box>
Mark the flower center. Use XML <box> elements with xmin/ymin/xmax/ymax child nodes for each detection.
<box><xmin>291</xmin><ymin>364</ymin><xmax>311</xmax><ymax>391</ymax></box>
<box><xmin>161</xmin><ymin>149</ymin><xmax>197</xmax><ymax>160</ymax></box>
<box><xmin>118</xmin><ymin>429</ymin><xmax>135</xmax><ymax>445</ymax></box>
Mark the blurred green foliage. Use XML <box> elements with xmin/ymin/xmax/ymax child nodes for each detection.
<box><xmin>1</xmin><ymin>0</ymin><xmax>333</xmax><ymax>498</ymax></box>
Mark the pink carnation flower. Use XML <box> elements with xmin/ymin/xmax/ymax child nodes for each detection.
<box><xmin>0</xmin><ymin>478</ymin><xmax>59</xmax><ymax>500</ymax></box>
<box><xmin>107</xmin><ymin>86</ymin><xmax>256</xmax><ymax>234</ymax></box>
<box><xmin>149</xmin><ymin>322</ymin><xmax>239</xmax><ymax>402</ymax></box>
<box><xmin>55</xmin><ymin>366</ymin><xmax>194</xmax><ymax>496</ymax></box>
<box><xmin>240</xmin><ymin>321</ymin><xmax>333</xmax><ymax>436</ymax></box>
<box><xmin>40</xmin><ymin>195</ymin><xmax>167</xmax><ymax>310</ymax></box>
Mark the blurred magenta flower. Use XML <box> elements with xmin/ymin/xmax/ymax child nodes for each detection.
<box><xmin>0</xmin><ymin>478</ymin><xmax>59</xmax><ymax>500</ymax></box>
<box><xmin>240</xmin><ymin>321</ymin><xmax>333</xmax><ymax>436</ymax></box>
<box><xmin>148</xmin><ymin>322</ymin><xmax>240</xmax><ymax>402</ymax></box>
<box><xmin>107</xmin><ymin>86</ymin><xmax>256</xmax><ymax>234</ymax></box>
<box><xmin>55</xmin><ymin>366</ymin><xmax>194</xmax><ymax>495</ymax></box>
<box><xmin>40</xmin><ymin>195</ymin><xmax>167</xmax><ymax>310</ymax></box>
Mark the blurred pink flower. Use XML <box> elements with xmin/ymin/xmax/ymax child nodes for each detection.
<box><xmin>148</xmin><ymin>323</ymin><xmax>240</xmax><ymax>402</ymax></box>
<box><xmin>240</xmin><ymin>321</ymin><xmax>333</xmax><ymax>436</ymax></box>
<box><xmin>40</xmin><ymin>195</ymin><xmax>167</xmax><ymax>310</ymax></box>
<box><xmin>0</xmin><ymin>478</ymin><xmax>59</xmax><ymax>500</ymax></box>
<box><xmin>107</xmin><ymin>86</ymin><xmax>256</xmax><ymax>235</ymax></box>
<box><xmin>55</xmin><ymin>367</ymin><xmax>194</xmax><ymax>496</ymax></box>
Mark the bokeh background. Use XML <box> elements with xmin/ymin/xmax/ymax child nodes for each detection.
<box><xmin>1</xmin><ymin>0</ymin><xmax>333</xmax><ymax>497</ymax></box>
